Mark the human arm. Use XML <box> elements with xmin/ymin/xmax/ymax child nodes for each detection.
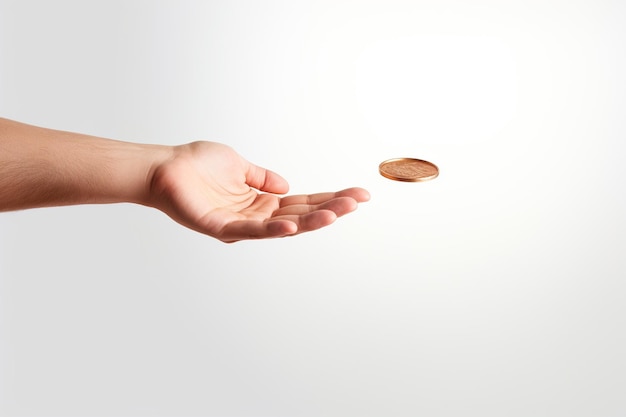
<box><xmin>0</xmin><ymin>117</ymin><xmax>369</xmax><ymax>242</ymax></box>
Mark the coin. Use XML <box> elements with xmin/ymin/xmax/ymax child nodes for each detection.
<box><xmin>379</xmin><ymin>158</ymin><xmax>439</xmax><ymax>182</ymax></box>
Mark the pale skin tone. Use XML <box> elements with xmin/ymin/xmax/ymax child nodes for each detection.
<box><xmin>0</xmin><ymin>117</ymin><xmax>370</xmax><ymax>243</ymax></box>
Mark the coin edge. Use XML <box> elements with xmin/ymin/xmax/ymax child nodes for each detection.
<box><xmin>378</xmin><ymin>158</ymin><xmax>439</xmax><ymax>182</ymax></box>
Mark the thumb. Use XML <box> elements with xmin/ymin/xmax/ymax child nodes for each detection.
<box><xmin>245</xmin><ymin>162</ymin><xmax>290</xmax><ymax>194</ymax></box>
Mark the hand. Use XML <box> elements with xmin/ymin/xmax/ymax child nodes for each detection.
<box><xmin>148</xmin><ymin>141</ymin><xmax>370</xmax><ymax>243</ymax></box>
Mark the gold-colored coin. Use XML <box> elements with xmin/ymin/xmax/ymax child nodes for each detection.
<box><xmin>379</xmin><ymin>158</ymin><xmax>439</xmax><ymax>182</ymax></box>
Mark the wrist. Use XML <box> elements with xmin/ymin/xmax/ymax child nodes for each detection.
<box><xmin>121</xmin><ymin>142</ymin><xmax>175</xmax><ymax>208</ymax></box>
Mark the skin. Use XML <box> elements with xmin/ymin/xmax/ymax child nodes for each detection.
<box><xmin>0</xmin><ymin>117</ymin><xmax>370</xmax><ymax>243</ymax></box>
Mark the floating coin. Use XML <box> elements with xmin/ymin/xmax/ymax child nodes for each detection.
<box><xmin>379</xmin><ymin>158</ymin><xmax>439</xmax><ymax>182</ymax></box>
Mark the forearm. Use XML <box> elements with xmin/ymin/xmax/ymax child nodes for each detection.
<box><xmin>0</xmin><ymin>118</ymin><xmax>172</xmax><ymax>211</ymax></box>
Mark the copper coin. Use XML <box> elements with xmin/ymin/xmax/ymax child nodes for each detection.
<box><xmin>379</xmin><ymin>158</ymin><xmax>439</xmax><ymax>182</ymax></box>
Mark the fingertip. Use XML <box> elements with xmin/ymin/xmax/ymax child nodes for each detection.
<box><xmin>267</xmin><ymin>219</ymin><xmax>298</xmax><ymax>237</ymax></box>
<box><xmin>360</xmin><ymin>188</ymin><xmax>371</xmax><ymax>202</ymax></box>
<box><xmin>347</xmin><ymin>197</ymin><xmax>359</xmax><ymax>212</ymax></box>
<box><xmin>328</xmin><ymin>196</ymin><xmax>358</xmax><ymax>217</ymax></box>
<box><xmin>267</xmin><ymin>170</ymin><xmax>290</xmax><ymax>195</ymax></box>
<box><xmin>303</xmin><ymin>209</ymin><xmax>337</xmax><ymax>231</ymax></box>
<box><xmin>340</xmin><ymin>187</ymin><xmax>371</xmax><ymax>203</ymax></box>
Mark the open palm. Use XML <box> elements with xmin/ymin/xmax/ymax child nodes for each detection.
<box><xmin>148</xmin><ymin>141</ymin><xmax>369</xmax><ymax>242</ymax></box>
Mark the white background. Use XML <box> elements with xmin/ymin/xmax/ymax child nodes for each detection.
<box><xmin>1</xmin><ymin>1</ymin><xmax>625</xmax><ymax>416</ymax></box>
